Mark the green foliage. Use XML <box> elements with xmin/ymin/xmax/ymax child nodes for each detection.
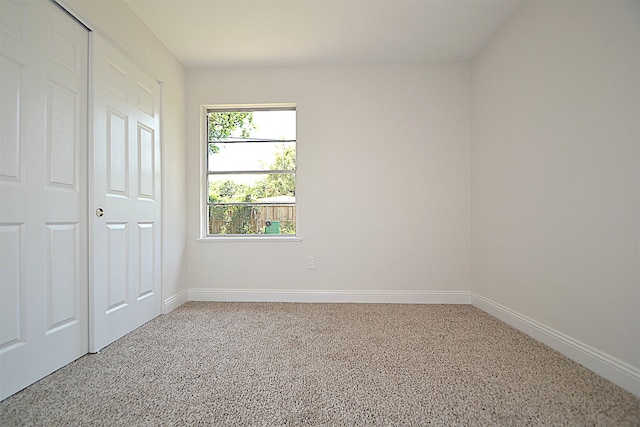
<box><xmin>209</xmin><ymin>145</ymin><xmax>296</xmax><ymax>203</ymax></box>
<box><xmin>278</xmin><ymin>220</ymin><xmax>296</xmax><ymax>235</ymax></box>
<box><xmin>253</xmin><ymin>145</ymin><xmax>296</xmax><ymax>199</ymax></box>
<box><xmin>208</xmin><ymin>180</ymin><xmax>252</xmax><ymax>204</ymax></box>
<box><xmin>207</xmin><ymin>111</ymin><xmax>255</xmax><ymax>154</ymax></box>
<box><xmin>209</xmin><ymin>205</ymin><xmax>259</xmax><ymax>235</ymax></box>
<box><xmin>208</xmin><ymin>180</ymin><xmax>257</xmax><ymax>234</ymax></box>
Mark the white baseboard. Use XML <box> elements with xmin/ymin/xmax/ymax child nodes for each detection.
<box><xmin>188</xmin><ymin>288</ymin><xmax>471</xmax><ymax>304</ymax></box>
<box><xmin>471</xmin><ymin>293</ymin><xmax>640</xmax><ymax>398</ymax></box>
<box><xmin>182</xmin><ymin>287</ymin><xmax>639</xmax><ymax>397</ymax></box>
<box><xmin>163</xmin><ymin>290</ymin><xmax>188</xmax><ymax>314</ymax></box>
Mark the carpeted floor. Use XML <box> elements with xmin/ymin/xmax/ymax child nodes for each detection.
<box><xmin>1</xmin><ymin>302</ymin><xmax>639</xmax><ymax>426</ymax></box>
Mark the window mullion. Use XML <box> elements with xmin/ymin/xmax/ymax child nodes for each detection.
<box><xmin>208</xmin><ymin>201</ymin><xmax>295</xmax><ymax>206</ymax></box>
<box><xmin>208</xmin><ymin>170</ymin><xmax>295</xmax><ymax>176</ymax></box>
<box><xmin>208</xmin><ymin>138</ymin><xmax>296</xmax><ymax>144</ymax></box>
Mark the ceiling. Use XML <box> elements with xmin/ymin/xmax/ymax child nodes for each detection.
<box><xmin>123</xmin><ymin>0</ymin><xmax>524</xmax><ymax>69</ymax></box>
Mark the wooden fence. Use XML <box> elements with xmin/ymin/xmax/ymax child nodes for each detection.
<box><xmin>209</xmin><ymin>204</ymin><xmax>296</xmax><ymax>235</ymax></box>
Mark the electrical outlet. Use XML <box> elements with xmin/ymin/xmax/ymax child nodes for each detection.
<box><xmin>306</xmin><ymin>256</ymin><xmax>316</xmax><ymax>270</ymax></box>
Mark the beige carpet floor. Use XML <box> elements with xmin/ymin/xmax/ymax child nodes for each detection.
<box><xmin>1</xmin><ymin>302</ymin><xmax>639</xmax><ymax>426</ymax></box>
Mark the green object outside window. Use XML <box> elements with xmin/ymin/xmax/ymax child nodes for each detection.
<box><xmin>265</xmin><ymin>221</ymin><xmax>280</xmax><ymax>234</ymax></box>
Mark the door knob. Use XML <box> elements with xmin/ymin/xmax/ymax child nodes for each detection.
<box><xmin>96</xmin><ymin>208</ymin><xmax>104</xmax><ymax>217</ymax></box>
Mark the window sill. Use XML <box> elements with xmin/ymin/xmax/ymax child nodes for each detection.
<box><xmin>197</xmin><ymin>235</ymin><xmax>302</xmax><ymax>243</ymax></box>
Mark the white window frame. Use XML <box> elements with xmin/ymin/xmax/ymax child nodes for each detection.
<box><xmin>198</xmin><ymin>103</ymin><xmax>301</xmax><ymax>242</ymax></box>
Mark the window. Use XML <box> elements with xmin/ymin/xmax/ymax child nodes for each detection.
<box><xmin>205</xmin><ymin>106</ymin><xmax>296</xmax><ymax>236</ymax></box>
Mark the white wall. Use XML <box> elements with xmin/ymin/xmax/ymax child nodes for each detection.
<box><xmin>186</xmin><ymin>64</ymin><xmax>471</xmax><ymax>297</ymax></box>
<box><xmin>471</xmin><ymin>0</ymin><xmax>639</xmax><ymax>373</ymax></box>
<box><xmin>62</xmin><ymin>0</ymin><xmax>188</xmax><ymax>309</ymax></box>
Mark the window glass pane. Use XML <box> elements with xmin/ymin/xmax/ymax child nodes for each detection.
<box><xmin>208</xmin><ymin>142</ymin><xmax>295</xmax><ymax>172</ymax></box>
<box><xmin>248</xmin><ymin>110</ymin><xmax>296</xmax><ymax>140</ymax></box>
<box><xmin>205</xmin><ymin>107</ymin><xmax>296</xmax><ymax>236</ymax></box>
<box><xmin>208</xmin><ymin>109</ymin><xmax>296</xmax><ymax>142</ymax></box>
<box><xmin>208</xmin><ymin>204</ymin><xmax>296</xmax><ymax>235</ymax></box>
<box><xmin>208</xmin><ymin>174</ymin><xmax>296</xmax><ymax>204</ymax></box>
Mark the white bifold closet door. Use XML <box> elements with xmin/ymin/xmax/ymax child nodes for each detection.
<box><xmin>0</xmin><ymin>0</ymin><xmax>89</xmax><ymax>400</ymax></box>
<box><xmin>0</xmin><ymin>0</ymin><xmax>162</xmax><ymax>400</ymax></box>
<box><xmin>90</xmin><ymin>34</ymin><xmax>162</xmax><ymax>353</ymax></box>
